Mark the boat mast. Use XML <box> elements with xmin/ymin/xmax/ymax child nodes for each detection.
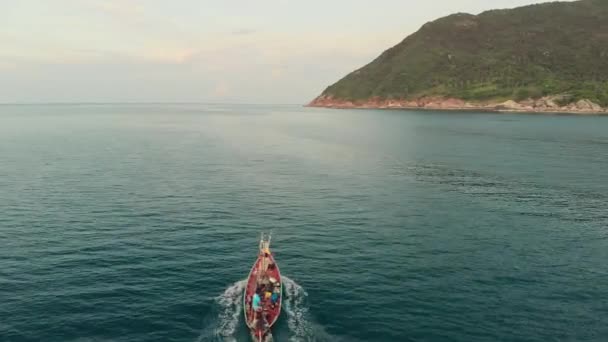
<box><xmin>259</xmin><ymin>232</ymin><xmax>271</xmax><ymax>276</ymax></box>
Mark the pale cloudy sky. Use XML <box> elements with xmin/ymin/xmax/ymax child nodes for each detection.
<box><xmin>1</xmin><ymin>0</ymin><xmax>564</xmax><ymax>103</ymax></box>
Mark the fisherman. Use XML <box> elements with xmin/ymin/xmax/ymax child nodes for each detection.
<box><xmin>271</xmin><ymin>291</ymin><xmax>279</xmax><ymax>307</ymax></box>
<box><xmin>256</xmin><ymin>314</ymin><xmax>265</xmax><ymax>330</ymax></box>
<box><xmin>261</xmin><ymin>275</ymin><xmax>270</xmax><ymax>287</ymax></box>
<box><xmin>255</xmin><ymin>310</ymin><xmax>267</xmax><ymax>336</ymax></box>
<box><xmin>252</xmin><ymin>292</ymin><xmax>262</xmax><ymax>312</ymax></box>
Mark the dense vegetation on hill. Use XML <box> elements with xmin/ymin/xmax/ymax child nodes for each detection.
<box><xmin>319</xmin><ymin>0</ymin><xmax>608</xmax><ymax>106</ymax></box>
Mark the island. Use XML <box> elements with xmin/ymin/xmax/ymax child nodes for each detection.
<box><xmin>309</xmin><ymin>0</ymin><xmax>608</xmax><ymax>113</ymax></box>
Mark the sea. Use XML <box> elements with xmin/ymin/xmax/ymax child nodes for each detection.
<box><xmin>1</xmin><ymin>104</ymin><xmax>607</xmax><ymax>342</ymax></box>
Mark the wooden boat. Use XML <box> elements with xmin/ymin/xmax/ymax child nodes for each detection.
<box><xmin>243</xmin><ymin>233</ymin><xmax>282</xmax><ymax>342</ymax></box>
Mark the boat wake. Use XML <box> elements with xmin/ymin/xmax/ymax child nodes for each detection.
<box><xmin>215</xmin><ymin>279</ymin><xmax>246</xmax><ymax>340</ymax></box>
<box><xmin>282</xmin><ymin>276</ymin><xmax>341</xmax><ymax>342</ymax></box>
<box><xmin>282</xmin><ymin>276</ymin><xmax>315</xmax><ymax>341</ymax></box>
<box><xmin>199</xmin><ymin>277</ymin><xmax>337</xmax><ymax>342</ymax></box>
<box><xmin>197</xmin><ymin>279</ymin><xmax>246</xmax><ymax>342</ymax></box>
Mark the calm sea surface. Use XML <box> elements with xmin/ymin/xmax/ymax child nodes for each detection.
<box><xmin>1</xmin><ymin>104</ymin><xmax>607</xmax><ymax>342</ymax></box>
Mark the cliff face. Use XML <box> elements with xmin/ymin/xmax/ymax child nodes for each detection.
<box><xmin>310</xmin><ymin>0</ymin><xmax>608</xmax><ymax>113</ymax></box>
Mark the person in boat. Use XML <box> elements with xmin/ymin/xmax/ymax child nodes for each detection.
<box><xmin>260</xmin><ymin>276</ymin><xmax>270</xmax><ymax>288</ymax></box>
<box><xmin>252</xmin><ymin>309</ymin><xmax>266</xmax><ymax>333</ymax></box>
<box><xmin>252</xmin><ymin>291</ymin><xmax>262</xmax><ymax>312</ymax></box>
<box><xmin>270</xmin><ymin>291</ymin><xmax>279</xmax><ymax>308</ymax></box>
<box><xmin>254</xmin><ymin>310</ymin><xmax>267</xmax><ymax>331</ymax></box>
<box><xmin>273</xmin><ymin>282</ymin><xmax>281</xmax><ymax>301</ymax></box>
<box><xmin>258</xmin><ymin>283</ymin><xmax>267</xmax><ymax>298</ymax></box>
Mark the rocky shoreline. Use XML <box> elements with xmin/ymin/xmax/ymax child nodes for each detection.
<box><xmin>307</xmin><ymin>95</ymin><xmax>608</xmax><ymax>114</ymax></box>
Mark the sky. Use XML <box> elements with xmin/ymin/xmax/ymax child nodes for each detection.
<box><xmin>1</xmin><ymin>0</ymin><xmax>567</xmax><ymax>104</ymax></box>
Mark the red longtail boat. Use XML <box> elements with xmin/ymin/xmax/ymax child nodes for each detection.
<box><xmin>243</xmin><ymin>233</ymin><xmax>282</xmax><ymax>342</ymax></box>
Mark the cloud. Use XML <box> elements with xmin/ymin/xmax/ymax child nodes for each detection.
<box><xmin>271</xmin><ymin>67</ymin><xmax>284</xmax><ymax>79</ymax></box>
<box><xmin>85</xmin><ymin>0</ymin><xmax>144</xmax><ymax>18</ymax></box>
<box><xmin>210</xmin><ymin>82</ymin><xmax>230</xmax><ymax>98</ymax></box>
<box><xmin>231</xmin><ymin>28</ymin><xmax>258</xmax><ymax>36</ymax></box>
<box><xmin>143</xmin><ymin>47</ymin><xmax>197</xmax><ymax>64</ymax></box>
<box><xmin>0</xmin><ymin>59</ymin><xmax>17</xmax><ymax>71</ymax></box>
<box><xmin>1</xmin><ymin>1</ymin><xmax>405</xmax><ymax>103</ymax></box>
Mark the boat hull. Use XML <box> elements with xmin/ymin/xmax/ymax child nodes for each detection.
<box><xmin>243</xmin><ymin>246</ymin><xmax>282</xmax><ymax>341</ymax></box>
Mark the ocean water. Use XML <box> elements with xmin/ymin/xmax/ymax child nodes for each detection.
<box><xmin>1</xmin><ymin>104</ymin><xmax>607</xmax><ymax>342</ymax></box>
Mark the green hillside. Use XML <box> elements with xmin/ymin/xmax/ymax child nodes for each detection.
<box><xmin>318</xmin><ymin>0</ymin><xmax>608</xmax><ymax>106</ymax></box>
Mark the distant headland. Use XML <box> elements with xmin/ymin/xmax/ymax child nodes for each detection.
<box><xmin>309</xmin><ymin>0</ymin><xmax>608</xmax><ymax>114</ymax></box>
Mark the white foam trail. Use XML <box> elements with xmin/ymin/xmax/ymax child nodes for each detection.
<box><xmin>282</xmin><ymin>276</ymin><xmax>315</xmax><ymax>342</ymax></box>
<box><xmin>213</xmin><ymin>279</ymin><xmax>246</xmax><ymax>341</ymax></box>
<box><xmin>199</xmin><ymin>277</ymin><xmax>334</xmax><ymax>342</ymax></box>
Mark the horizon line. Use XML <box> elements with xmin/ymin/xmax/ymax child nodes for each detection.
<box><xmin>0</xmin><ymin>101</ymin><xmax>305</xmax><ymax>106</ymax></box>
